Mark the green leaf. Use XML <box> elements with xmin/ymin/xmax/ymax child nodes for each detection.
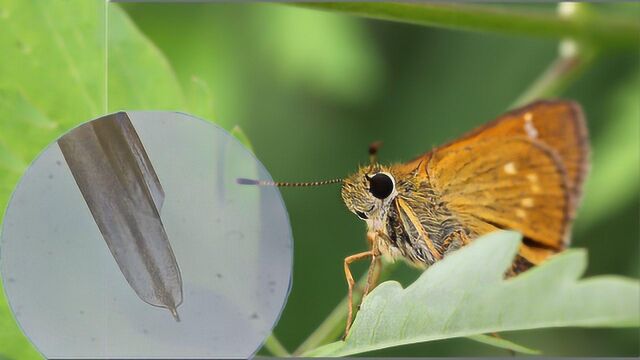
<box><xmin>306</xmin><ymin>231</ymin><xmax>640</xmax><ymax>356</ymax></box>
<box><xmin>0</xmin><ymin>0</ymin><xmax>105</xmax><ymax>124</ymax></box>
<box><xmin>0</xmin><ymin>89</ymin><xmax>59</xmax><ymax>205</ymax></box>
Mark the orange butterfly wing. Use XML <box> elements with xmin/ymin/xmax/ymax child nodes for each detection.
<box><xmin>441</xmin><ymin>100</ymin><xmax>589</xmax><ymax>207</ymax></box>
<box><xmin>399</xmin><ymin>100</ymin><xmax>589</xmax><ymax>265</ymax></box>
<box><xmin>428</xmin><ymin>137</ymin><xmax>570</xmax><ymax>264</ymax></box>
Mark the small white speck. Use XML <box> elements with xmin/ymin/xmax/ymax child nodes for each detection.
<box><xmin>526</xmin><ymin>173</ymin><xmax>538</xmax><ymax>183</ymax></box>
<box><xmin>524</xmin><ymin>115</ymin><xmax>538</xmax><ymax>139</ymax></box>
<box><xmin>503</xmin><ymin>162</ymin><xmax>517</xmax><ymax>175</ymax></box>
<box><xmin>521</xmin><ymin>198</ymin><xmax>534</xmax><ymax>208</ymax></box>
<box><xmin>516</xmin><ymin>209</ymin><xmax>527</xmax><ymax>219</ymax></box>
<box><xmin>558</xmin><ymin>2</ymin><xmax>577</xmax><ymax>17</ymax></box>
<box><xmin>559</xmin><ymin>39</ymin><xmax>578</xmax><ymax>58</ymax></box>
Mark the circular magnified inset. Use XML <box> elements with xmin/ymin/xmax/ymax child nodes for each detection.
<box><xmin>0</xmin><ymin>112</ymin><xmax>292</xmax><ymax>358</ymax></box>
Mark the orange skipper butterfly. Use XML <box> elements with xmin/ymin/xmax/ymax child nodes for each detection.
<box><xmin>239</xmin><ymin>100</ymin><xmax>590</xmax><ymax>335</ymax></box>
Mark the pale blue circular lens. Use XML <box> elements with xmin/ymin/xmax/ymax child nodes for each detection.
<box><xmin>0</xmin><ymin>111</ymin><xmax>292</xmax><ymax>358</ymax></box>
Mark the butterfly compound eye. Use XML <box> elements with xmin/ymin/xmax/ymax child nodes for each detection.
<box><xmin>368</xmin><ymin>173</ymin><xmax>394</xmax><ymax>199</ymax></box>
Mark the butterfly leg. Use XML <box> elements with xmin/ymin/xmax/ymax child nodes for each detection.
<box><xmin>344</xmin><ymin>250</ymin><xmax>374</xmax><ymax>339</ymax></box>
<box><xmin>363</xmin><ymin>230</ymin><xmax>386</xmax><ymax>296</ymax></box>
<box><xmin>442</xmin><ymin>229</ymin><xmax>471</xmax><ymax>255</ymax></box>
<box><xmin>363</xmin><ymin>256</ymin><xmax>381</xmax><ymax>297</ymax></box>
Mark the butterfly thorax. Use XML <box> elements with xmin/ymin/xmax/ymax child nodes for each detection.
<box><xmin>385</xmin><ymin>166</ymin><xmax>471</xmax><ymax>266</ymax></box>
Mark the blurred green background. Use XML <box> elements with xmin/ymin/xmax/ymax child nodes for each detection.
<box><xmin>0</xmin><ymin>1</ymin><xmax>638</xmax><ymax>357</ymax></box>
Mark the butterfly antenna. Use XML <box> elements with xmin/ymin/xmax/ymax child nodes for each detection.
<box><xmin>237</xmin><ymin>178</ymin><xmax>343</xmax><ymax>187</ymax></box>
<box><xmin>369</xmin><ymin>141</ymin><xmax>383</xmax><ymax>164</ymax></box>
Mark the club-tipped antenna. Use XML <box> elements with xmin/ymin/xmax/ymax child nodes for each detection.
<box><xmin>237</xmin><ymin>178</ymin><xmax>343</xmax><ymax>187</ymax></box>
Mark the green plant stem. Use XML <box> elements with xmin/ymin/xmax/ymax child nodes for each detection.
<box><xmin>511</xmin><ymin>44</ymin><xmax>598</xmax><ymax>107</ymax></box>
<box><xmin>293</xmin><ymin>262</ymin><xmax>398</xmax><ymax>356</ymax></box>
<box><xmin>296</xmin><ymin>3</ymin><xmax>640</xmax><ymax>50</ymax></box>
<box><xmin>263</xmin><ymin>334</ymin><xmax>291</xmax><ymax>357</ymax></box>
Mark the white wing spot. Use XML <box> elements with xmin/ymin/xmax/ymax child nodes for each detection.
<box><xmin>526</xmin><ymin>173</ymin><xmax>538</xmax><ymax>182</ymax></box>
<box><xmin>521</xmin><ymin>198</ymin><xmax>534</xmax><ymax>208</ymax></box>
<box><xmin>503</xmin><ymin>162</ymin><xmax>517</xmax><ymax>175</ymax></box>
<box><xmin>516</xmin><ymin>209</ymin><xmax>527</xmax><ymax>219</ymax></box>
<box><xmin>524</xmin><ymin>113</ymin><xmax>538</xmax><ymax>139</ymax></box>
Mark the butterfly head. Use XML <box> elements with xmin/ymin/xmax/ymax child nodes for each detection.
<box><xmin>341</xmin><ymin>165</ymin><xmax>397</xmax><ymax>224</ymax></box>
